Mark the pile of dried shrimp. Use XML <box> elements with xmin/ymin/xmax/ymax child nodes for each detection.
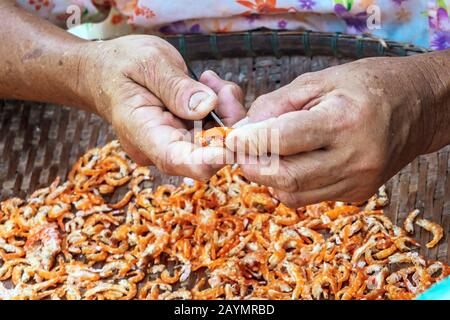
<box><xmin>0</xmin><ymin>140</ymin><xmax>448</xmax><ymax>300</ymax></box>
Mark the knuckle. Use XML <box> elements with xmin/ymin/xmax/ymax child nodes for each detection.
<box><xmin>161</xmin><ymin>76</ymin><xmax>188</xmax><ymax>105</ymax></box>
<box><xmin>127</xmin><ymin>94</ymin><xmax>154</xmax><ymax>111</ymax></box>
<box><xmin>328</xmin><ymin>94</ymin><xmax>359</xmax><ymax>131</ymax></box>
<box><xmin>193</xmin><ymin>165</ymin><xmax>216</xmax><ymax>180</ymax></box>
<box><xmin>170</xmin><ymin>76</ymin><xmax>190</xmax><ymax>94</ymax></box>
<box><xmin>342</xmin><ymin>188</ymin><xmax>374</xmax><ymax>203</ymax></box>
<box><xmin>252</xmin><ymin>94</ymin><xmax>270</xmax><ymax>110</ymax></box>
<box><xmin>159</xmin><ymin>110</ymin><xmax>177</xmax><ymax>126</ymax></box>
<box><xmin>144</xmin><ymin>37</ymin><xmax>181</xmax><ymax>60</ymax></box>
<box><xmin>281</xmin><ymin>165</ymin><xmax>300</xmax><ymax>193</ymax></box>
<box><xmin>242</xmin><ymin>165</ymin><xmax>272</xmax><ymax>186</ymax></box>
<box><xmin>278</xmin><ymin>192</ymin><xmax>302</xmax><ymax>208</ymax></box>
<box><xmin>132</xmin><ymin>53</ymin><xmax>159</xmax><ymax>87</ymax></box>
<box><xmin>134</xmin><ymin>118</ymin><xmax>153</xmax><ymax>143</ymax></box>
<box><xmin>249</xmin><ymin>94</ymin><xmax>271</xmax><ymax>119</ymax></box>
<box><xmin>144</xmin><ymin>62</ymin><xmax>186</xmax><ymax>99</ymax></box>
<box><xmin>240</xmin><ymin>165</ymin><xmax>258</xmax><ymax>182</ymax></box>
<box><xmin>357</xmin><ymin>150</ymin><xmax>385</xmax><ymax>176</ymax></box>
<box><xmin>293</xmin><ymin>72</ymin><xmax>318</xmax><ymax>86</ymax></box>
<box><xmin>226</xmin><ymin>83</ymin><xmax>243</xmax><ymax>99</ymax></box>
<box><xmin>156</xmin><ymin>156</ymin><xmax>177</xmax><ymax>176</ymax></box>
<box><xmin>146</xmin><ymin>44</ymin><xmax>164</xmax><ymax>58</ymax></box>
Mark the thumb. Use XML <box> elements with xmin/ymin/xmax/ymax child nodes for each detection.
<box><xmin>142</xmin><ymin>59</ymin><xmax>218</xmax><ymax>120</ymax></box>
<box><xmin>226</xmin><ymin>107</ymin><xmax>333</xmax><ymax>156</ymax></box>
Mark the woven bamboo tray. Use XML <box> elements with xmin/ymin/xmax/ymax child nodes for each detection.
<box><xmin>0</xmin><ymin>31</ymin><xmax>448</xmax><ymax>264</ymax></box>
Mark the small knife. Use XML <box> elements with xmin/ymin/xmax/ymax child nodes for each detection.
<box><xmin>187</xmin><ymin>65</ymin><xmax>225</xmax><ymax>128</ymax></box>
<box><xmin>208</xmin><ymin>110</ymin><xmax>225</xmax><ymax>128</ymax></box>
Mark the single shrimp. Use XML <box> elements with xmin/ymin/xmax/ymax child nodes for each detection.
<box><xmin>24</xmin><ymin>223</ymin><xmax>62</xmax><ymax>270</ymax></box>
<box><xmin>365</xmin><ymin>185</ymin><xmax>389</xmax><ymax>210</ymax></box>
<box><xmin>194</xmin><ymin>127</ymin><xmax>233</xmax><ymax>147</ymax></box>
<box><xmin>388</xmin><ymin>252</ymin><xmax>426</xmax><ymax>266</ymax></box>
<box><xmin>373</xmin><ymin>244</ymin><xmax>397</xmax><ymax>260</ymax></box>
<box><xmin>324</xmin><ymin>205</ymin><xmax>360</xmax><ymax>221</ymax></box>
<box><xmin>295</xmin><ymin>226</ymin><xmax>324</xmax><ymax>244</ymax></box>
<box><xmin>394</xmin><ymin>236</ymin><xmax>419</xmax><ymax>252</ymax></box>
<box><xmin>415</xmin><ymin>218</ymin><xmax>444</xmax><ymax>248</ymax></box>
<box><xmin>160</xmin><ymin>269</ymin><xmax>181</xmax><ymax>284</ymax></box>
<box><xmin>311</xmin><ymin>272</ymin><xmax>337</xmax><ymax>299</ymax></box>
<box><xmin>109</xmin><ymin>191</ymin><xmax>134</xmax><ymax>209</ymax></box>
<box><xmin>273</xmin><ymin>203</ymin><xmax>299</xmax><ymax>226</ymax></box>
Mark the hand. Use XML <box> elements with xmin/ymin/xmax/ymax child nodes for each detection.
<box><xmin>82</xmin><ymin>35</ymin><xmax>246</xmax><ymax>179</ymax></box>
<box><xmin>226</xmin><ymin>56</ymin><xmax>446</xmax><ymax>207</ymax></box>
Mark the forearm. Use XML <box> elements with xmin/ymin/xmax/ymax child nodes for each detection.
<box><xmin>0</xmin><ymin>0</ymin><xmax>93</xmax><ymax>111</ymax></box>
<box><xmin>410</xmin><ymin>49</ymin><xmax>450</xmax><ymax>154</ymax></box>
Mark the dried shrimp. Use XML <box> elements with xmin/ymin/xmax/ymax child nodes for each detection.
<box><xmin>0</xmin><ymin>140</ymin><xmax>448</xmax><ymax>300</ymax></box>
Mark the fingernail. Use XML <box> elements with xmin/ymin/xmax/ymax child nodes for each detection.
<box><xmin>204</xmin><ymin>70</ymin><xmax>219</xmax><ymax>79</ymax></box>
<box><xmin>232</xmin><ymin>116</ymin><xmax>250</xmax><ymax>128</ymax></box>
<box><xmin>189</xmin><ymin>91</ymin><xmax>215</xmax><ymax>111</ymax></box>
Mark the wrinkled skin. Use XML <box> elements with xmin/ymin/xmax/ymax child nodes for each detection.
<box><xmin>226</xmin><ymin>53</ymin><xmax>450</xmax><ymax>207</ymax></box>
<box><xmin>0</xmin><ymin>1</ymin><xmax>245</xmax><ymax>180</ymax></box>
<box><xmin>82</xmin><ymin>36</ymin><xmax>245</xmax><ymax>179</ymax></box>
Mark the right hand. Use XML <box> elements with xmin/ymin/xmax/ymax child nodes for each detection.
<box><xmin>225</xmin><ymin>55</ymin><xmax>447</xmax><ymax>207</ymax></box>
<box><xmin>82</xmin><ymin>35</ymin><xmax>246</xmax><ymax>179</ymax></box>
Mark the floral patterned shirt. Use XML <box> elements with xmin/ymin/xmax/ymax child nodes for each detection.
<box><xmin>16</xmin><ymin>0</ymin><xmax>450</xmax><ymax>50</ymax></box>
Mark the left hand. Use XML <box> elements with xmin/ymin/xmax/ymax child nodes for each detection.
<box><xmin>82</xmin><ymin>36</ymin><xmax>246</xmax><ymax>179</ymax></box>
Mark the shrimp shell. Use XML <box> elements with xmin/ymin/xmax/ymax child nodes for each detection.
<box><xmin>0</xmin><ymin>140</ymin><xmax>447</xmax><ymax>300</ymax></box>
<box><xmin>415</xmin><ymin>218</ymin><xmax>444</xmax><ymax>248</ymax></box>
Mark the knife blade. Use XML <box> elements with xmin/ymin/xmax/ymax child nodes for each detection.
<box><xmin>209</xmin><ymin>110</ymin><xmax>226</xmax><ymax>128</ymax></box>
<box><xmin>187</xmin><ymin>65</ymin><xmax>225</xmax><ymax>128</ymax></box>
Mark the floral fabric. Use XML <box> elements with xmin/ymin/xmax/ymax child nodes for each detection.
<box><xmin>16</xmin><ymin>0</ymin><xmax>450</xmax><ymax>50</ymax></box>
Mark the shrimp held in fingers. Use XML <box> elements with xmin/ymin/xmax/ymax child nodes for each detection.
<box><xmin>194</xmin><ymin>127</ymin><xmax>233</xmax><ymax>147</ymax></box>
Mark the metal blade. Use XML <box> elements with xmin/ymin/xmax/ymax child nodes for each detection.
<box><xmin>209</xmin><ymin>110</ymin><xmax>225</xmax><ymax>128</ymax></box>
<box><xmin>187</xmin><ymin>64</ymin><xmax>225</xmax><ymax>128</ymax></box>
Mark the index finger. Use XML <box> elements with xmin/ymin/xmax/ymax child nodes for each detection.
<box><xmin>200</xmin><ymin>70</ymin><xmax>246</xmax><ymax>126</ymax></box>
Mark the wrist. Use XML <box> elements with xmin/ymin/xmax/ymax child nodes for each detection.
<box><xmin>33</xmin><ymin>39</ymin><xmax>99</xmax><ymax>114</ymax></box>
<box><xmin>71</xmin><ymin>41</ymin><xmax>104</xmax><ymax>116</ymax></box>
<box><xmin>0</xmin><ymin>0</ymin><xmax>106</xmax><ymax>114</ymax></box>
<box><xmin>78</xmin><ymin>41</ymin><xmax>116</xmax><ymax>122</ymax></box>
<box><xmin>410</xmin><ymin>51</ymin><xmax>450</xmax><ymax>154</ymax></box>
